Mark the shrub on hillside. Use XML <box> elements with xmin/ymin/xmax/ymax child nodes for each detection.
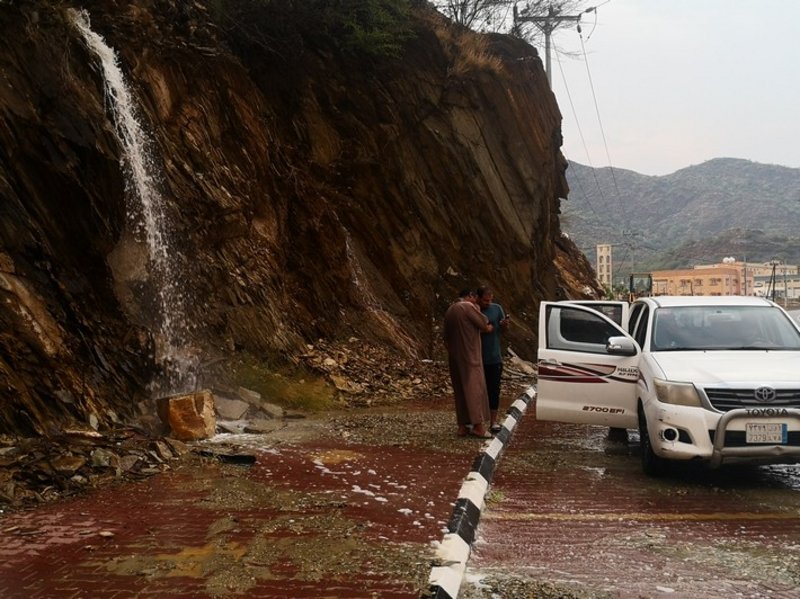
<box><xmin>209</xmin><ymin>0</ymin><xmax>416</xmax><ymax>60</ymax></box>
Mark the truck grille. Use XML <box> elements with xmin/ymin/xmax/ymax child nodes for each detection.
<box><xmin>705</xmin><ymin>388</ymin><xmax>800</xmax><ymax>412</ymax></box>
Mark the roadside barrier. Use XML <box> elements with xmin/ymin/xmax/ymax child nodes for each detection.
<box><xmin>423</xmin><ymin>386</ymin><xmax>536</xmax><ymax>599</ymax></box>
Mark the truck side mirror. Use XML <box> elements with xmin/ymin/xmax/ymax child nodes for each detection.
<box><xmin>606</xmin><ymin>336</ymin><xmax>638</xmax><ymax>356</ymax></box>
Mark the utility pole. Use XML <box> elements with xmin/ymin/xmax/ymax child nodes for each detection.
<box><xmin>742</xmin><ymin>257</ymin><xmax>748</xmax><ymax>296</ymax></box>
<box><xmin>769</xmin><ymin>258</ymin><xmax>781</xmax><ymax>303</ymax></box>
<box><xmin>514</xmin><ymin>4</ymin><xmax>592</xmax><ymax>87</ymax></box>
<box><xmin>784</xmin><ymin>264</ymin><xmax>788</xmax><ymax>307</ymax></box>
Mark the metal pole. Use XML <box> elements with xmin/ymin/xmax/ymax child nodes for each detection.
<box><xmin>741</xmin><ymin>230</ymin><xmax>748</xmax><ymax>296</ymax></box>
<box><xmin>514</xmin><ymin>6</ymin><xmax>583</xmax><ymax>88</ymax></box>
<box><xmin>785</xmin><ymin>266</ymin><xmax>788</xmax><ymax>306</ymax></box>
<box><xmin>544</xmin><ymin>28</ymin><xmax>552</xmax><ymax>86</ymax></box>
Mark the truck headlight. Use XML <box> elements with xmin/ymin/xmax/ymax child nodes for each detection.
<box><xmin>653</xmin><ymin>379</ymin><xmax>702</xmax><ymax>407</ymax></box>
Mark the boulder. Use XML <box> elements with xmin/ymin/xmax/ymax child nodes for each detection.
<box><xmin>156</xmin><ymin>390</ymin><xmax>216</xmax><ymax>441</ymax></box>
<box><xmin>214</xmin><ymin>396</ymin><xmax>250</xmax><ymax>420</ymax></box>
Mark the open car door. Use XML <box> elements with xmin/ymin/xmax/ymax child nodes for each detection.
<box><xmin>562</xmin><ymin>300</ymin><xmax>630</xmax><ymax>329</ymax></box>
<box><xmin>536</xmin><ymin>302</ymin><xmax>640</xmax><ymax>428</ymax></box>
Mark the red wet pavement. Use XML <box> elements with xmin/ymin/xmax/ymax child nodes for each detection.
<box><xmin>0</xmin><ymin>411</ymin><xmax>481</xmax><ymax>599</ymax></box>
<box><xmin>467</xmin><ymin>410</ymin><xmax>800</xmax><ymax>598</ymax></box>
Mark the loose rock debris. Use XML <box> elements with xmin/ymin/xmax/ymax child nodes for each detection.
<box><xmin>0</xmin><ymin>428</ymin><xmax>189</xmax><ymax>509</ymax></box>
<box><xmin>0</xmin><ymin>339</ymin><xmax>536</xmax><ymax>513</ymax></box>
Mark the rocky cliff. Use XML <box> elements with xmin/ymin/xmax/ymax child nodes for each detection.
<box><xmin>0</xmin><ymin>0</ymin><xmax>599</xmax><ymax>436</ymax></box>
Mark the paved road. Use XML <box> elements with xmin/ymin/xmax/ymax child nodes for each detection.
<box><xmin>0</xmin><ymin>407</ymin><xmax>478</xmax><ymax>599</ymax></box>
<box><xmin>461</xmin><ymin>411</ymin><xmax>800</xmax><ymax>598</ymax></box>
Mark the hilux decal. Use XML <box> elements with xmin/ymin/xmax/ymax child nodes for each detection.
<box><xmin>538</xmin><ymin>362</ymin><xmax>638</xmax><ymax>384</ymax></box>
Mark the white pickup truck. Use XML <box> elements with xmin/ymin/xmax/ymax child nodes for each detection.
<box><xmin>536</xmin><ymin>295</ymin><xmax>800</xmax><ymax>475</ymax></box>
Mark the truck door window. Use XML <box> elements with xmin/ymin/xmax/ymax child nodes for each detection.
<box><xmin>628</xmin><ymin>303</ymin><xmax>644</xmax><ymax>335</ymax></box>
<box><xmin>633</xmin><ymin>305</ymin><xmax>649</xmax><ymax>349</ymax></box>
<box><xmin>547</xmin><ymin>305</ymin><xmax>621</xmax><ymax>354</ymax></box>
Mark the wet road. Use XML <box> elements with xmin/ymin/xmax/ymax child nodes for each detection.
<box><xmin>461</xmin><ymin>410</ymin><xmax>800</xmax><ymax>598</ymax></box>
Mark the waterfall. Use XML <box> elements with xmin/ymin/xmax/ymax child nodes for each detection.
<box><xmin>70</xmin><ymin>9</ymin><xmax>197</xmax><ymax>394</ymax></box>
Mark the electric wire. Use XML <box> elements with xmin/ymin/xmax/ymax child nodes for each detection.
<box><xmin>553</xmin><ymin>39</ymin><xmax>607</xmax><ymax>224</ymax></box>
<box><xmin>553</xmin><ymin>12</ymin><xmax>631</xmax><ymax>262</ymax></box>
<box><xmin>577</xmin><ymin>27</ymin><xmax>627</xmax><ymax>233</ymax></box>
<box><xmin>575</xmin><ymin>10</ymin><xmax>643</xmax><ymax>274</ymax></box>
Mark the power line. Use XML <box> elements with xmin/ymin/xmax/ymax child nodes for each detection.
<box><xmin>552</xmin><ymin>41</ymin><xmax>607</xmax><ymax>223</ymax></box>
<box><xmin>525</xmin><ymin>2</ymin><xmax>630</xmax><ymax>256</ymax></box>
<box><xmin>576</xmin><ymin>26</ymin><xmax>628</xmax><ymax>231</ymax></box>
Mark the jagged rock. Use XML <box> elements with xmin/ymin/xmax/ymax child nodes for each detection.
<box><xmin>151</xmin><ymin>440</ymin><xmax>174</xmax><ymax>461</ymax></box>
<box><xmin>258</xmin><ymin>402</ymin><xmax>284</xmax><ymax>420</ymax></box>
<box><xmin>330</xmin><ymin>375</ymin><xmax>364</xmax><ymax>394</ymax></box>
<box><xmin>50</xmin><ymin>455</ymin><xmax>86</xmax><ymax>475</ymax></box>
<box><xmin>243</xmin><ymin>419</ymin><xmax>282</xmax><ymax>434</ymax></box>
<box><xmin>216</xmin><ymin>421</ymin><xmax>244</xmax><ymax>434</ymax></box>
<box><xmin>118</xmin><ymin>454</ymin><xmax>140</xmax><ymax>472</ymax></box>
<box><xmin>163</xmin><ymin>437</ymin><xmax>189</xmax><ymax>456</ymax></box>
<box><xmin>214</xmin><ymin>396</ymin><xmax>250</xmax><ymax>420</ymax></box>
<box><xmin>156</xmin><ymin>391</ymin><xmax>216</xmax><ymax>441</ymax></box>
<box><xmin>90</xmin><ymin>448</ymin><xmax>120</xmax><ymax>472</ymax></box>
<box><xmin>237</xmin><ymin>387</ymin><xmax>261</xmax><ymax>404</ymax></box>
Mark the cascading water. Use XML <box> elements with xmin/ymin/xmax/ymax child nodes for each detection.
<box><xmin>70</xmin><ymin>9</ymin><xmax>198</xmax><ymax>394</ymax></box>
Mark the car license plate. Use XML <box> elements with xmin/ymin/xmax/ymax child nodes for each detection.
<box><xmin>745</xmin><ymin>423</ymin><xmax>788</xmax><ymax>444</ymax></box>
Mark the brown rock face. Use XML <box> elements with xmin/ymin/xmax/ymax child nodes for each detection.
<box><xmin>0</xmin><ymin>1</ymin><xmax>599</xmax><ymax>436</ymax></box>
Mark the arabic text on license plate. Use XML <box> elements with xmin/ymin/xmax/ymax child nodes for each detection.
<box><xmin>745</xmin><ymin>422</ymin><xmax>788</xmax><ymax>444</ymax></box>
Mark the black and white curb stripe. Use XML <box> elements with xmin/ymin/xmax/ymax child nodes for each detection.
<box><xmin>424</xmin><ymin>385</ymin><xmax>536</xmax><ymax>599</ymax></box>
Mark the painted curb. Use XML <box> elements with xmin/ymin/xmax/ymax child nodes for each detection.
<box><xmin>423</xmin><ymin>385</ymin><xmax>537</xmax><ymax>599</ymax></box>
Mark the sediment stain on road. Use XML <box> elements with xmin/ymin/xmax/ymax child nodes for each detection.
<box><xmin>484</xmin><ymin>510</ymin><xmax>800</xmax><ymax>522</ymax></box>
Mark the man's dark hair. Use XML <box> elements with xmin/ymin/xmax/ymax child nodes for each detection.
<box><xmin>458</xmin><ymin>288</ymin><xmax>473</xmax><ymax>298</ymax></box>
<box><xmin>476</xmin><ymin>286</ymin><xmax>492</xmax><ymax>299</ymax></box>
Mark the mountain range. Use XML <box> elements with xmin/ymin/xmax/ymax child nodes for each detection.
<box><xmin>562</xmin><ymin>158</ymin><xmax>800</xmax><ymax>274</ymax></box>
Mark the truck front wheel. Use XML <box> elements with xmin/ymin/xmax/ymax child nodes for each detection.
<box><xmin>639</xmin><ymin>405</ymin><xmax>668</xmax><ymax>477</ymax></box>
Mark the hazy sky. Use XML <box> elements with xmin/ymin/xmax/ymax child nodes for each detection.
<box><xmin>546</xmin><ymin>0</ymin><xmax>800</xmax><ymax>176</ymax></box>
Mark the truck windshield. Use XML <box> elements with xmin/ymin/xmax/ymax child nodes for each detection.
<box><xmin>651</xmin><ymin>306</ymin><xmax>800</xmax><ymax>351</ymax></box>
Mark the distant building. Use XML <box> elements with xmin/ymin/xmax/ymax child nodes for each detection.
<box><xmin>596</xmin><ymin>244</ymin><xmax>612</xmax><ymax>288</ymax></box>
<box><xmin>750</xmin><ymin>263</ymin><xmax>800</xmax><ymax>300</ymax></box>
<box><xmin>652</xmin><ymin>260</ymin><xmax>800</xmax><ymax>298</ymax></box>
<box><xmin>652</xmin><ymin>266</ymin><xmax>741</xmax><ymax>296</ymax></box>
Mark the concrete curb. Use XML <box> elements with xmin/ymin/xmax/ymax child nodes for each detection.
<box><xmin>423</xmin><ymin>385</ymin><xmax>537</xmax><ymax>599</ymax></box>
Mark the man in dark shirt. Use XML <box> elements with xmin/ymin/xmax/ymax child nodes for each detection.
<box><xmin>477</xmin><ymin>287</ymin><xmax>508</xmax><ymax>433</ymax></box>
